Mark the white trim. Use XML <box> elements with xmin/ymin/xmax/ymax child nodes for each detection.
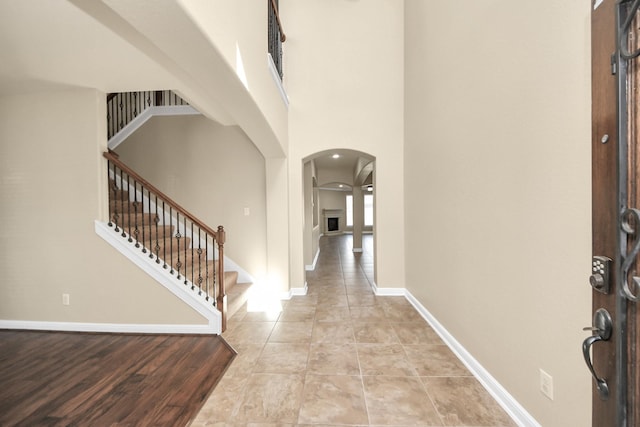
<box><xmin>0</xmin><ymin>320</ymin><xmax>214</xmax><ymax>335</ymax></box>
<box><xmin>291</xmin><ymin>284</ymin><xmax>308</xmax><ymax>296</ymax></box>
<box><xmin>305</xmin><ymin>248</ymin><xmax>320</xmax><ymax>271</ymax></box>
<box><xmin>267</xmin><ymin>53</ymin><xmax>289</xmax><ymax>107</ymax></box>
<box><xmin>95</xmin><ymin>221</ymin><xmax>221</xmax><ymax>334</ymax></box>
<box><xmin>281</xmin><ymin>283</ymin><xmax>308</xmax><ymax>300</ymax></box>
<box><xmin>108</xmin><ymin>105</ymin><xmax>200</xmax><ymax>150</ymax></box>
<box><xmin>352</xmin><ymin>248</ymin><xmax>363</xmax><ymax>253</ymax></box>
<box><xmin>404</xmin><ymin>290</ymin><xmax>541</xmax><ymax>427</ymax></box>
<box><xmin>372</xmin><ymin>284</ymin><xmax>405</xmax><ymax>296</ymax></box>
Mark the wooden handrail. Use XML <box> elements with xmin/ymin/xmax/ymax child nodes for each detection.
<box><xmin>269</xmin><ymin>0</ymin><xmax>286</xmax><ymax>42</ymax></box>
<box><xmin>104</xmin><ymin>151</ymin><xmax>220</xmax><ymax>240</ymax></box>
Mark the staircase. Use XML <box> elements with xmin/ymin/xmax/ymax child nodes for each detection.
<box><xmin>103</xmin><ymin>151</ymin><xmax>251</xmax><ymax>332</ymax></box>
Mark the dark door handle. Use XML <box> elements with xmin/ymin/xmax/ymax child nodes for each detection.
<box><xmin>582</xmin><ymin>335</ymin><xmax>609</xmax><ymax>400</ymax></box>
<box><xmin>582</xmin><ymin>308</ymin><xmax>612</xmax><ymax>400</ymax></box>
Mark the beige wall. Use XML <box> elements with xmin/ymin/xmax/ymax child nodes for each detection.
<box><xmin>178</xmin><ymin>0</ymin><xmax>288</xmax><ymax>148</ymax></box>
<box><xmin>404</xmin><ymin>1</ymin><xmax>592</xmax><ymax>426</ymax></box>
<box><xmin>114</xmin><ymin>115</ymin><xmax>268</xmax><ymax>280</ymax></box>
<box><xmin>0</xmin><ymin>90</ymin><xmax>204</xmax><ymax>325</ymax></box>
<box><xmin>319</xmin><ymin>190</ymin><xmax>347</xmax><ymax>211</ymax></box>
<box><xmin>283</xmin><ymin>0</ymin><xmax>405</xmax><ymax>289</ymax></box>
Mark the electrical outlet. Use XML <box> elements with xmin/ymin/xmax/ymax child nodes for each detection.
<box><xmin>540</xmin><ymin>369</ymin><xmax>554</xmax><ymax>400</ymax></box>
<box><xmin>62</xmin><ymin>293</ymin><xmax>70</xmax><ymax>306</ymax></box>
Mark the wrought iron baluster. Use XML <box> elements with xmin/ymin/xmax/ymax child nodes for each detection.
<box><xmin>126</xmin><ymin>92</ymin><xmax>131</xmax><ymax>125</ymax></box>
<box><xmin>169</xmin><ymin>207</ymin><xmax>175</xmax><ymax>274</ymax></box>
<box><xmin>112</xmin><ymin>165</ymin><xmax>120</xmax><ymax>232</ymax></box>
<box><xmin>120</xmin><ymin>168</ymin><xmax>126</xmax><ymax>238</ymax></box>
<box><xmin>122</xmin><ymin>93</ymin><xmax>127</xmax><ymax>127</ymax></box>
<box><xmin>122</xmin><ymin>93</ymin><xmax>126</xmax><ymax>129</ymax></box>
<box><xmin>184</xmin><ymin>216</ymin><xmax>189</xmax><ymax>285</ymax></box>
<box><xmin>148</xmin><ymin>187</ymin><xmax>153</xmax><ymax>258</ymax></box>
<box><xmin>112</xmin><ymin>98</ymin><xmax>116</xmax><ymax>137</ymax></box>
<box><xmin>162</xmin><ymin>201</ymin><xmax>167</xmax><ymax>269</ymax></box>
<box><xmin>107</xmin><ymin>160</ymin><xmax>115</xmax><ymax>229</ymax></box>
<box><xmin>126</xmin><ymin>175</ymin><xmax>133</xmax><ymax>243</ymax></box>
<box><xmin>107</xmin><ymin>101</ymin><xmax>112</xmax><ymax>139</ymax></box>
<box><xmin>175</xmin><ymin>212</ymin><xmax>181</xmax><ymax>280</ymax></box>
<box><xmin>154</xmin><ymin>195</ymin><xmax>160</xmax><ymax>263</ymax></box>
<box><xmin>142</xmin><ymin>186</ymin><xmax>148</xmax><ymax>254</ymax></box>
<box><xmin>205</xmin><ymin>234</ymin><xmax>209</xmax><ymax>301</ymax></box>
<box><xmin>197</xmin><ymin>228</ymin><xmax>203</xmax><ymax>295</ymax></box>
<box><xmin>191</xmin><ymin>222</ymin><xmax>195</xmax><ymax>289</ymax></box>
<box><xmin>119</xmin><ymin>95</ymin><xmax>123</xmax><ymax>131</ymax></box>
<box><xmin>132</xmin><ymin>179</ymin><xmax>140</xmax><ymax>247</ymax></box>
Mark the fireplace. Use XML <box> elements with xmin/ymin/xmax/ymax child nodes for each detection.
<box><xmin>323</xmin><ymin>209</ymin><xmax>344</xmax><ymax>234</ymax></box>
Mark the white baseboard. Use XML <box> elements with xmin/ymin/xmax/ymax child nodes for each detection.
<box><xmin>372</xmin><ymin>284</ymin><xmax>405</xmax><ymax>296</ymax></box>
<box><xmin>404</xmin><ymin>290</ymin><xmax>541</xmax><ymax>427</ymax></box>
<box><xmin>280</xmin><ymin>283</ymin><xmax>308</xmax><ymax>300</ymax></box>
<box><xmin>0</xmin><ymin>320</ymin><xmax>214</xmax><ymax>335</ymax></box>
<box><xmin>305</xmin><ymin>248</ymin><xmax>320</xmax><ymax>271</ymax></box>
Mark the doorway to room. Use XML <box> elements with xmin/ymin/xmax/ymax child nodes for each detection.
<box><xmin>302</xmin><ymin>149</ymin><xmax>376</xmax><ymax>286</ymax></box>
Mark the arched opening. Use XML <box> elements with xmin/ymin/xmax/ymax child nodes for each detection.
<box><xmin>302</xmin><ymin>149</ymin><xmax>376</xmax><ymax>287</ymax></box>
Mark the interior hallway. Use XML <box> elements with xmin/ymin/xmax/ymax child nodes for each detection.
<box><xmin>192</xmin><ymin>234</ymin><xmax>516</xmax><ymax>426</ymax></box>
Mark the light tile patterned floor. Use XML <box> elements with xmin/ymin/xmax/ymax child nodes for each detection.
<box><xmin>191</xmin><ymin>234</ymin><xmax>516</xmax><ymax>427</ymax></box>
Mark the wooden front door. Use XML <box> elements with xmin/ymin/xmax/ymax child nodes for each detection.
<box><xmin>590</xmin><ymin>1</ymin><xmax>640</xmax><ymax>425</ymax></box>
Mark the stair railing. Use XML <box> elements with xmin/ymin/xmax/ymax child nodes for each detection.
<box><xmin>268</xmin><ymin>0</ymin><xmax>286</xmax><ymax>79</ymax></box>
<box><xmin>103</xmin><ymin>151</ymin><xmax>228</xmax><ymax>331</ymax></box>
<box><xmin>107</xmin><ymin>91</ymin><xmax>189</xmax><ymax>140</ymax></box>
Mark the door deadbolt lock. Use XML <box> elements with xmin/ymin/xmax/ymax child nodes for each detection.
<box><xmin>590</xmin><ymin>256</ymin><xmax>612</xmax><ymax>294</ymax></box>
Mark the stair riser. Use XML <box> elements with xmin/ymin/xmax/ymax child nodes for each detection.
<box><xmin>108</xmin><ymin>190</ymin><xmax>129</xmax><ymax>200</ymax></box>
<box><xmin>164</xmin><ymin>267</ymin><xmax>237</xmax><ymax>289</ymax></box>
<box><xmin>109</xmin><ymin>200</ymin><xmax>150</xmax><ymax>215</ymax></box>
<box><xmin>116</xmin><ymin>226</ymin><xmax>176</xmax><ymax>240</ymax></box>
<box><xmin>111</xmin><ymin>213</ymin><xmax>157</xmax><ymax>228</ymax></box>
<box><xmin>167</xmin><ymin>253</ymin><xmax>210</xmax><ymax>270</ymax></box>
<box><xmin>128</xmin><ymin>225</ymin><xmax>175</xmax><ymax>240</ymax></box>
<box><xmin>147</xmin><ymin>238</ymin><xmax>194</xmax><ymax>256</ymax></box>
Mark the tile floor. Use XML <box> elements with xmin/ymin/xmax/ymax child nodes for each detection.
<box><xmin>191</xmin><ymin>234</ymin><xmax>516</xmax><ymax>427</ymax></box>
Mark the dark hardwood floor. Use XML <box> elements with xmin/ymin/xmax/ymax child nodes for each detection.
<box><xmin>0</xmin><ymin>330</ymin><xmax>236</xmax><ymax>426</ymax></box>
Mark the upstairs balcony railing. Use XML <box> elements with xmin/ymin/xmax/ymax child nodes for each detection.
<box><xmin>268</xmin><ymin>0</ymin><xmax>286</xmax><ymax>79</ymax></box>
<box><xmin>107</xmin><ymin>90</ymin><xmax>189</xmax><ymax>140</ymax></box>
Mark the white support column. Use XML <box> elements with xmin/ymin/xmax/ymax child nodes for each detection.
<box><xmin>352</xmin><ymin>185</ymin><xmax>364</xmax><ymax>252</ymax></box>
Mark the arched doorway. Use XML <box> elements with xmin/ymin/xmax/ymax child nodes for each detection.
<box><xmin>302</xmin><ymin>149</ymin><xmax>376</xmax><ymax>286</ymax></box>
